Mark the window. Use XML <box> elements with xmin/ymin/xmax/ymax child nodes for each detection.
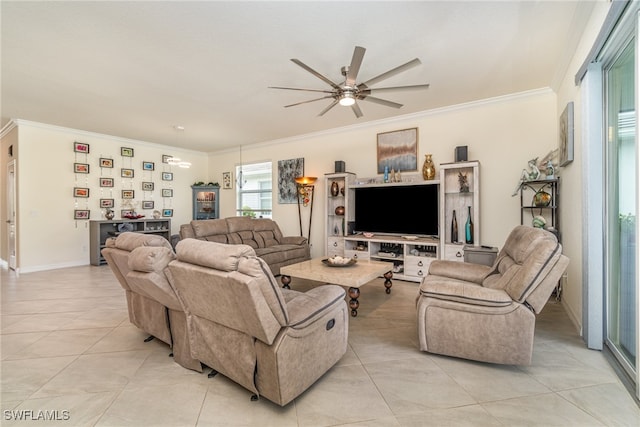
<box><xmin>235</xmin><ymin>161</ymin><xmax>272</xmax><ymax>218</ymax></box>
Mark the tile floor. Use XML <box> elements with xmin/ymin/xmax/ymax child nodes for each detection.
<box><xmin>1</xmin><ymin>265</ymin><xmax>639</xmax><ymax>426</ymax></box>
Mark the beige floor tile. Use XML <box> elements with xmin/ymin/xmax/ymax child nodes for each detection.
<box><xmin>364</xmin><ymin>356</ymin><xmax>477</xmax><ymax>414</ymax></box>
<box><xmin>1</xmin><ymin>356</ymin><xmax>77</xmax><ymax>401</ymax></box>
<box><xmin>432</xmin><ymin>356</ymin><xmax>551</xmax><ymax>402</ymax></box>
<box><xmin>1</xmin><ymin>331</ymin><xmax>49</xmax><ymax>360</ymax></box>
<box><xmin>31</xmin><ymin>350</ymin><xmax>151</xmax><ymax>398</ymax></box>
<box><xmin>396</xmin><ymin>405</ymin><xmax>503</xmax><ymax>427</ymax></box>
<box><xmin>1</xmin><ymin>312</ymin><xmax>84</xmax><ymax>334</ymax></box>
<box><xmin>95</xmin><ymin>382</ymin><xmax>207</xmax><ymax>427</ymax></box>
<box><xmin>293</xmin><ymin>364</ymin><xmax>394</xmax><ymax>426</ymax></box>
<box><xmin>85</xmin><ymin>324</ymin><xmax>170</xmax><ymax>354</ymax></box>
<box><xmin>6</xmin><ymin>328</ymin><xmax>112</xmax><ymax>359</ymax></box>
<box><xmin>559</xmin><ymin>382</ymin><xmax>640</xmax><ymax>426</ymax></box>
<box><xmin>482</xmin><ymin>392</ymin><xmax>605</xmax><ymax>426</ymax></box>
<box><xmin>197</xmin><ymin>375</ymin><xmax>298</xmax><ymax>426</ymax></box>
<box><xmin>522</xmin><ymin>347</ymin><xmax>620</xmax><ymax>391</ymax></box>
<box><xmin>58</xmin><ymin>309</ymin><xmax>129</xmax><ymax>330</ymax></box>
<box><xmin>2</xmin><ymin>392</ymin><xmax>117</xmax><ymax>427</ymax></box>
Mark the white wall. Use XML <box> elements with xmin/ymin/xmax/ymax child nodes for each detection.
<box><xmin>208</xmin><ymin>89</ymin><xmax>559</xmax><ymax>259</ymax></box>
<box><xmin>10</xmin><ymin>121</ymin><xmax>208</xmax><ymax>272</ymax></box>
<box><xmin>554</xmin><ymin>1</ymin><xmax>612</xmax><ymax>330</ymax></box>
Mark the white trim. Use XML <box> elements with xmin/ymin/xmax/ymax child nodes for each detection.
<box><xmin>6</xmin><ymin>119</ymin><xmax>207</xmax><ymax>156</ymax></box>
<box><xmin>18</xmin><ymin>260</ymin><xmax>88</xmax><ymax>274</ymax></box>
<box><xmin>581</xmin><ymin>62</ymin><xmax>604</xmax><ymax>350</ymax></box>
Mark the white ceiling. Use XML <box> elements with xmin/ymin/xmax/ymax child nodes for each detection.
<box><xmin>1</xmin><ymin>1</ymin><xmax>597</xmax><ymax>153</ymax></box>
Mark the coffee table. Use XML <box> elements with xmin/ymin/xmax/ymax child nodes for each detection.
<box><xmin>280</xmin><ymin>258</ymin><xmax>393</xmax><ymax>317</ymax></box>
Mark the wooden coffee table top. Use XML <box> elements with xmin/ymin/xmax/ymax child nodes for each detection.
<box><xmin>280</xmin><ymin>257</ymin><xmax>392</xmax><ymax>289</ymax></box>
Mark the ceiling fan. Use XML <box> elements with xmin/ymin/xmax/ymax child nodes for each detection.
<box><xmin>270</xmin><ymin>46</ymin><xmax>430</xmax><ymax>118</ymax></box>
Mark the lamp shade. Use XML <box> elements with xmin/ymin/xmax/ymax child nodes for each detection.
<box><xmin>295</xmin><ymin>176</ymin><xmax>317</xmax><ymax>185</ymax></box>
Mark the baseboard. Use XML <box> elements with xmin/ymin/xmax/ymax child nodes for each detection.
<box><xmin>19</xmin><ymin>261</ymin><xmax>88</xmax><ymax>274</ymax></box>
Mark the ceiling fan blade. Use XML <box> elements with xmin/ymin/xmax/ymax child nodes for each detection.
<box><xmin>318</xmin><ymin>99</ymin><xmax>340</xmax><ymax>116</ymax></box>
<box><xmin>284</xmin><ymin>95</ymin><xmax>334</xmax><ymax>108</ymax></box>
<box><xmin>345</xmin><ymin>46</ymin><xmax>366</xmax><ymax>86</ymax></box>
<box><xmin>291</xmin><ymin>59</ymin><xmax>341</xmax><ymax>90</ymax></box>
<box><xmin>351</xmin><ymin>102</ymin><xmax>363</xmax><ymax>118</ymax></box>
<box><xmin>367</xmin><ymin>83</ymin><xmax>430</xmax><ymax>93</ymax></box>
<box><xmin>360</xmin><ymin>58</ymin><xmax>421</xmax><ymax>87</ymax></box>
<box><xmin>359</xmin><ymin>96</ymin><xmax>403</xmax><ymax>109</ymax></box>
<box><xmin>269</xmin><ymin>86</ymin><xmax>334</xmax><ymax>94</ymax></box>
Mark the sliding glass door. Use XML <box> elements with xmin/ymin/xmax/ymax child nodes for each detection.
<box><xmin>604</xmin><ymin>35</ymin><xmax>637</xmax><ymax>388</ymax></box>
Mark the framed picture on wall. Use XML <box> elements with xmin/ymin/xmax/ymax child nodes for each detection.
<box><xmin>162</xmin><ymin>189</ymin><xmax>173</xmax><ymax>197</ymax></box>
<box><xmin>162</xmin><ymin>209</ymin><xmax>173</xmax><ymax>217</ymax></box>
<box><xmin>142</xmin><ymin>182</ymin><xmax>154</xmax><ymax>191</ymax></box>
<box><xmin>100</xmin><ymin>158</ymin><xmax>114</xmax><ymax>168</ymax></box>
<box><xmin>142</xmin><ymin>201</ymin><xmax>154</xmax><ymax>209</ymax></box>
<box><xmin>121</xmin><ymin>168</ymin><xmax>134</xmax><ymax>178</ymax></box>
<box><xmin>376</xmin><ymin>127</ymin><xmax>418</xmax><ymax>174</ymax></box>
<box><xmin>277</xmin><ymin>158</ymin><xmax>304</xmax><ymax>204</ymax></box>
<box><xmin>121</xmin><ymin>147</ymin><xmax>134</xmax><ymax>157</ymax></box>
<box><xmin>74</xmin><ymin>142</ymin><xmax>90</xmax><ymax>153</ymax></box>
<box><xmin>162</xmin><ymin>172</ymin><xmax>173</xmax><ymax>181</ymax></box>
<box><xmin>559</xmin><ymin>102</ymin><xmax>574</xmax><ymax>166</ymax></box>
<box><xmin>100</xmin><ymin>178</ymin><xmax>114</xmax><ymax>187</ymax></box>
<box><xmin>74</xmin><ymin>163</ymin><xmax>89</xmax><ymax>174</ymax></box>
<box><xmin>73</xmin><ymin>187</ymin><xmax>89</xmax><ymax>198</ymax></box>
<box><xmin>122</xmin><ymin>190</ymin><xmax>134</xmax><ymax>199</ymax></box>
<box><xmin>162</xmin><ymin>155</ymin><xmax>172</xmax><ymax>163</ymax></box>
<box><xmin>222</xmin><ymin>171</ymin><xmax>232</xmax><ymax>189</ymax></box>
<box><xmin>100</xmin><ymin>199</ymin><xmax>114</xmax><ymax>208</ymax></box>
<box><xmin>142</xmin><ymin>161</ymin><xmax>155</xmax><ymax>171</ymax></box>
<box><xmin>74</xmin><ymin>209</ymin><xmax>90</xmax><ymax>220</ymax></box>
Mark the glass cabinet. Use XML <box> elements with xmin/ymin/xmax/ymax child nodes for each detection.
<box><xmin>191</xmin><ymin>185</ymin><xmax>220</xmax><ymax>220</ymax></box>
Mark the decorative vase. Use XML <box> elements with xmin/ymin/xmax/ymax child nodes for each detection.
<box><xmin>105</xmin><ymin>209</ymin><xmax>115</xmax><ymax>220</ymax></box>
<box><xmin>335</xmin><ymin>206</ymin><xmax>345</xmax><ymax>216</ymax></box>
<box><xmin>465</xmin><ymin>206</ymin><xmax>474</xmax><ymax>244</ymax></box>
<box><xmin>533</xmin><ymin>190</ymin><xmax>551</xmax><ymax>207</ymax></box>
<box><xmin>451</xmin><ymin>210</ymin><xmax>458</xmax><ymax>243</ymax></box>
<box><xmin>422</xmin><ymin>154</ymin><xmax>436</xmax><ymax>180</ymax></box>
<box><xmin>331</xmin><ymin>181</ymin><xmax>340</xmax><ymax>197</ymax></box>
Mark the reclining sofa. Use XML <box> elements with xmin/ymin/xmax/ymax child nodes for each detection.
<box><xmin>179</xmin><ymin>217</ymin><xmax>310</xmax><ymax>275</ymax></box>
<box><xmin>166</xmin><ymin>238</ymin><xmax>349</xmax><ymax>406</ymax></box>
<box><xmin>416</xmin><ymin>225</ymin><xmax>569</xmax><ymax>365</ymax></box>
<box><xmin>101</xmin><ymin>232</ymin><xmax>201</xmax><ymax>371</ymax></box>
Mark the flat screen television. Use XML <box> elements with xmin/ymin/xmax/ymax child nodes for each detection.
<box><xmin>354</xmin><ymin>184</ymin><xmax>439</xmax><ymax>237</ymax></box>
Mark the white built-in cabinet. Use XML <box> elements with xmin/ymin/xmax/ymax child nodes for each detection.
<box><xmin>324</xmin><ymin>172</ymin><xmax>356</xmax><ymax>257</ymax></box>
<box><xmin>439</xmin><ymin>161</ymin><xmax>480</xmax><ymax>261</ymax></box>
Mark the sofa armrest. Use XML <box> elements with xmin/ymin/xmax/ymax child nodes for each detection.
<box><xmin>419</xmin><ymin>276</ymin><xmax>512</xmax><ymax>307</ymax></box>
<box><xmin>280</xmin><ymin>236</ymin><xmax>308</xmax><ymax>246</ymax></box>
<box><xmin>428</xmin><ymin>260</ymin><xmax>491</xmax><ymax>284</ymax></box>
<box><xmin>285</xmin><ymin>285</ymin><xmax>346</xmax><ymax>328</ymax></box>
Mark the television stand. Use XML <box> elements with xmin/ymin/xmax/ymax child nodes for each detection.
<box><xmin>343</xmin><ymin>234</ymin><xmax>439</xmax><ymax>282</ymax></box>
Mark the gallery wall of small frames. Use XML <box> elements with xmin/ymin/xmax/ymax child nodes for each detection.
<box><xmin>72</xmin><ymin>141</ymin><xmax>176</xmax><ymax>223</ymax></box>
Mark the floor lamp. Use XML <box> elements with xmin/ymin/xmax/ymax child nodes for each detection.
<box><xmin>295</xmin><ymin>176</ymin><xmax>317</xmax><ymax>242</ymax></box>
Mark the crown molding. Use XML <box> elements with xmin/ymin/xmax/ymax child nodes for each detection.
<box><xmin>213</xmin><ymin>87</ymin><xmax>553</xmax><ymax>155</ymax></box>
<box><xmin>3</xmin><ymin>119</ymin><xmax>207</xmax><ymax>156</ymax></box>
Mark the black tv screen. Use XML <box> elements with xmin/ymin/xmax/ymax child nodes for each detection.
<box><xmin>354</xmin><ymin>184</ymin><xmax>439</xmax><ymax>237</ymax></box>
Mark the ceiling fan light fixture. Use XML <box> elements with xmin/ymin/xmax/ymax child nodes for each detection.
<box><xmin>339</xmin><ymin>92</ymin><xmax>356</xmax><ymax>106</ymax></box>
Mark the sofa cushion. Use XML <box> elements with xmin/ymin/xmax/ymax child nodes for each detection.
<box><xmin>128</xmin><ymin>246</ymin><xmax>175</xmax><ymax>273</ymax></box>
<box><xmin>176</xmin><ymin>238</ymin><xmax>256</xmax><ymax>271</ymax></box>
<box><xmin>191</xmin><ymin>219</ymin><xmax>229</xmax><ymax>238</ymax></box>
<box><xmin>114</xmin><ymin>231</ymin><xmax>173</xmax><ymax>252</ymax></box>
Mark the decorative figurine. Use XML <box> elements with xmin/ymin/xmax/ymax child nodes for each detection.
<box><xmin>458</xmin><ymin>172</ymin><xmax>469</xmax><ymax>193</ymax></box>
<box><xmin>512</xmin><ymin>157</ymin><xmax>540</xmax><ymax>196</ymax></box>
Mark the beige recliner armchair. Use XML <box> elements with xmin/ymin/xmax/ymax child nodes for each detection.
<box><xmin>166</xmin><ymin>238</ymin><xmax>349</xmax><ymax>406</ymax></box>
<box><xmin>416</xmin><ymin>225</ymin><xmax>569</xmax><ymax>365</ymax></box>
<box><xmin>102</xmin><ymin>232</ymin><xmax>201</xmax><ymax>371</ymax></box>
